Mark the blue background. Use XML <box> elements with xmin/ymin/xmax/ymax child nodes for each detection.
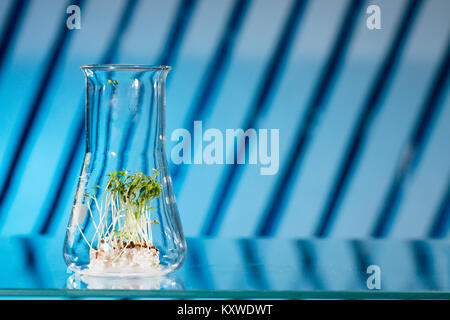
<box><xmin>0</xmin><ymin>0</ymin><xmax>449</xmax><ymax>240</ymax></box>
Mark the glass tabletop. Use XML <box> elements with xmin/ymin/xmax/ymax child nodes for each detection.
<box><xmin>0</xmin><ymin>236</ymin><xmax>449</xmax><ymax>299</ymax></box>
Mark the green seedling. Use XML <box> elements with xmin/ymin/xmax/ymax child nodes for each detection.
<box><xmin>80</xmin><ymin>169</ymin><xmax>162</xmax><ymax>250</ymax></box>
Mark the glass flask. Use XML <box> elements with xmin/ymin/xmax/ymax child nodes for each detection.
<box><xmin>64</xmin><ymin>65</ymin><xmax>186</xmax><ymax>277</ymax></box>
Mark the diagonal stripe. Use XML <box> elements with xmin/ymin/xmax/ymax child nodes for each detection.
<box><xmin>0</xmin><ymin>0</ymin><xmax>29</xmax><ymax>74</ymax></box>
<box><xmin>372</xmin><ymin>41</ymin><xmax>450</xmax><ymax>237</ymax></box>
<box><xmin>170</xmin><ymin>0</ymin><xmax>251</xmax><ymax>190</ymax></box>
<box><xmin>116</xmin><ymin>81</ymin><xmax>144</xmax><ymax>171</ymax></box>
<box><xmin>107</xmin><ymin>0</ymin><xmax>198</xmax><ymax>182</ymax></box>
<box><xmin>142</xmin><ymin>0</ymin><xmax>198</xmax><ymax>174</ymax></box>
<box><xmin>295</xmin><ymin>240</ymin><xmax>324</xmax><ymax>289</ymax></box>
<box><xmin>186</xmin><ymin>239</ymin><xmax>214</xmax><ymax>289</ymax></box>
<box><xmin>38</xmin><ymin>0</ymin><xmax>197</xmax><ymax>234</ymax></box>
<box><xmin>38</xmin><ymin>107</ymin><xmax>84</xmax><ymax>234</ymax></box>
<box><xmin>100</xmin><ymin>0</ymin><xmax>140</xmax><ymax>66</ymax></box>
<box><xmin>256</xmin><ymin>0</ymin><xmax>363</xmax><ymax>236</ymax></box>
<box><xmin>428</xmin><ymin>175</ymin><xmax>450</xmax><ymax>238</ymax></box>
<box><xmin>202</xmin><ymin>0</ymin><xmax>309</xmax><ymax>236</ymax></box>
<box><xmin>21</xmin><ymin>237</ymin><xmax>44</xmax><ymax>288</ymax></box>
<box><xmin>158</xmin><ymin>0</ymin><xmax>197</xmax><ymax>66</ymax></box>
<box><xmin>351</xmin><ymin>240</ymin><xmax>372</xmax><ymax>290</ymax></box>
<box><xmin>37</xmin><ymin>0</ymin><xmax>139</xmax><ymax>234</ymax></box>
<box><xmin>315</xmin><ymin>0</ymin><xmax>422</xmax><ymax>237</ymax></box>
<box><xmin>0</xmin><ymin>0</ymin><xmax>84</xmax><ymax>228</ymax></box>
<box><xmin>80</xmin><ymin>82</ymin><xmax>116</xmax><ymax>234</ymax></box>
<box><xmin>142</xmin><ymin>92</ymin><xmax>156</xmax><ymax>175</ymax></box>
<box><xmin>411</xmin><ymin>241</ymin><xmax>438</xmax><ymax>290</ymax></box>
<box><xmin>239</xmin><ymin>239</ymin><xmax>269</xmax><ymax>289</ymax></box>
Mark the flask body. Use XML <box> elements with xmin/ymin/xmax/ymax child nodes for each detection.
<box><xmin>64</xmin><ymin>65</ymin><xmax>185</xmax><ymax>277</ymax></box>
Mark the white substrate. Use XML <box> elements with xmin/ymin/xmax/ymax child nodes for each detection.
<box><xmin>86</xmin><ymin>241</ymin><xmax>163</xmax><ymax>276</ymax></box>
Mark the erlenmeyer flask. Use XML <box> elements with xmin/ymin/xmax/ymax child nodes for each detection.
<box><xmin>64</xmin><ymin>65</ymin><xmax>186</xmax><ymax>277</ymax></box>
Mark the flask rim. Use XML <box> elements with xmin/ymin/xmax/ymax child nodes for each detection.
<box><xmin>80</xmin><ymin>64</ymin><xmax>171</xmax><ymax>71</ymax></box>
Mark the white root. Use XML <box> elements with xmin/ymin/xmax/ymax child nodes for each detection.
<box><xmin>77</xmin><ymin>171</ymin><xmax>161</xmax><ymax>274</ymax></box>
